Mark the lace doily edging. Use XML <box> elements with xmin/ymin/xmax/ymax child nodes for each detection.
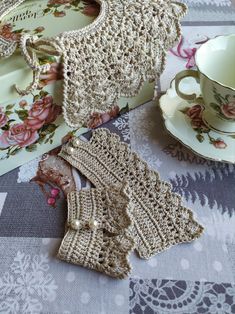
<box><xmin>59</xmin><ymin>128</ymin><xmax>204</xmax><ymax>259</ymax></box>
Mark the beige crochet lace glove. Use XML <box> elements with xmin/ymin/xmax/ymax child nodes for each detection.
<box><xmin>57</xmin><ymin>182</ymin><xmax>135</xmax><ymax>279</ymax></box>
<box><xmin>59</xmin><ymin>128</ymin><xmax>204</xmax><ymax>260</ymax></box>
<box><xmin>0</xmin><ymin>0</ymin><xmax>187</xmax><ymax>127</ymax></box>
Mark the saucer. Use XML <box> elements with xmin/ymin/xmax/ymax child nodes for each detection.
<box><xmin>159</xmin><ymin>77</ymin><xmax>235</xmax><ymax>163</ymax></box>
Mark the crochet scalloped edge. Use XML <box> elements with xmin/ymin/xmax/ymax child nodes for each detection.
<box><xmin>59</xmin><ymin>128</ymin><xmax>204</xmax><ymax>259</ymax></box>
<box><xmin>57</xmin><ymin>185</ymin><xmax>135</xmax><ymax>279</ymax></box>
<box><xmin>87</xmin><ymin>129</ymin><xmax>204</xmax><ymax>259</ymax></box>
<box><xmin>61</xmin><ymin>1</ymin><xmax>188</xmax><ymax>128</ymax></box>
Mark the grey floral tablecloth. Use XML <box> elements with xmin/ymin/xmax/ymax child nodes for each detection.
<box><xmin>1</xmin><ymin>1</ymin><xmax>235</xmax><ymax>313</ymax></box>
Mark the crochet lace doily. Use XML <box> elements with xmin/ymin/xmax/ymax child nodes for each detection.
<box><xmin>0</xmin><ymin>0</ymin><xmax>187</xmax><ymax>128</ymax></box>
<box><xmin>58</xmin><ymin>182</ymin><xmax>134</xmax><ymax>279</ymax></box>
<box><xmin>59</xmin><ymin>128</ymin><xmax>204</xmax><ymax>259</ymax></box>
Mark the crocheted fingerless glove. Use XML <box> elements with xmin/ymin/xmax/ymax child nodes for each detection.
<box><xmin>57</xmin><ymin>182</ymin><xmax>134</xmax><ymax>279</ymax></box>
<box><xmin>59</xmin><ymin>128</ymin><xmax>204</xmax><ymax>259</ymax></box>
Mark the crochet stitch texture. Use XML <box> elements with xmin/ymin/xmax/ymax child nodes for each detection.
<box><xmin>58</xmin><ymin>183</ymin><xmax>134</xmax><ymax>279</ymax></box>
<box><xmin>59</xmin><ymin>128</ymin><xmax>204</xmax><ymax>259</ymax></box>
<box><xmin>0</xmin><ymin>0</ymin><xmax>187</xmax><ymax>127</ymax></box>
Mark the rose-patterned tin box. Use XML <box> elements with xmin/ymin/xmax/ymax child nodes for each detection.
<box><xmin>0</xmin><ymin>0</ymin><xmax>154</xmax><ymax>176</ymax></box>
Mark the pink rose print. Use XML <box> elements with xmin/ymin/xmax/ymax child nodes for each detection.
<box><xmin>82</xmin><ymin>0</ymin><xmax>100</xmax><ymax>17</ymax></box>
<box><xmin>186</xmin><ymin>104</ymin><xmax>203</xmax><ymax>120</ymax></box>
<box><xmin>109</xmin><ymin>105</ymin><xmax>120</xmax><ymax>118</ymax></box>
<box><xmin>34</xmin><ymin>26</ymin><xmax>45</xmax><ymax>33</ymax></box>
<box><xmin>186</xmin><ymin>104</ymin><xmax>208</xmax><ymax>131</ymax></box>
<box><xmin>221</xmin><ymin>102</ymin><xmax>235</xmax><ymax>119</ymax></box>
<box><xmin>212</xmin><ymin>139</ymin><xmax>227</xmax><ymax>149</ymax></box>
<box><xmin>53</xmin><ymin>11</ymin><xmax>66</xmax><ymax>17</ymax></box>
<box><xmin>87</xmin><ymin>105</ymin><xmax>120</xmax><ymax>129</ymax></box>
<box><xmin>0</xmin><ymin>107</ymin><xmax>8</xmax><ymax>128</ymax></box>
<box><xmin>87</xmin><ymin>112</ymin><xmax>103</xmax><ymax>129</ymax></box>
<box><xmin>25</xmin><ymin>95</ymin><xmax>62</xmax><ymax>131</ymax></box>
<box><xmin>182</xmin><ymin>104</ymin><xmax>228</xmax><ymax>149</ymax></box>
<box><xmin>0</xmin><ymin>123</ymin><xmax>39</xmax><ymax>148</ymax></box>
<box><xmin>0</xmin><ymin>23</ymin><xmax>21</xmax><ymax>42</ymax></box>
<box><xmin>190</xmin><ymin>118</ymin><xmax>208</xmax><ymax>132</ymax></box>
<box><xmin>39</xmin><ymin>63</ymin><xmax>63</xmax><ymax>87</ymax></box>
<box><xmin>19</xmin><ymin>100</ymin><xmax>28</xmax><ymax>108</ymax></box>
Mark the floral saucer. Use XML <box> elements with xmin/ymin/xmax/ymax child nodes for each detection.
<box><xmin>159</xmin><ymin>77</ymin><xmax>235</xmax><ymax>163</ymax></box>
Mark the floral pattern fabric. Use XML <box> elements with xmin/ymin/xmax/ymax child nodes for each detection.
<box><xmin>0</xmin><ymin>90</ymin><xmax>62</xmax><ymax>158</ymax></box>
<box><xmin>0</xmin><ymin>251</ymin><xmax>57</xmax><ymax>313</ymax></box>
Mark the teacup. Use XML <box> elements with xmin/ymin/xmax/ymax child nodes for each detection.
<box><xmin>175</xmin><ymin>34</ymin><xmax>235</xmax><ymax>134</ymax></box>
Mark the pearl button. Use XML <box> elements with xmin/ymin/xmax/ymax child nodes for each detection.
<box><xmin>88</xmin><ymin>219</ymin><xmax>98</xmax><ymax>230</ymax></box>
<box><xmin>67</xmin><ymin>146</ymin><xmax>74</xmax><ymax>154</ymax></box>
<box><xmin>73</xmin><ymin>138</ymin><xmax>80</xmax><ymax>147</ymax></box>
<box><xmin>70</xmin><ymin>219</ymin><xmax>80</xmax><ymax>230</ymax></box>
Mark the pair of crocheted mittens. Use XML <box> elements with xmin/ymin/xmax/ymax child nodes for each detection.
<box><xmin>57</xmin><ymin>128</ymin><xmax>204</xmax><ymax>279</ymax></box>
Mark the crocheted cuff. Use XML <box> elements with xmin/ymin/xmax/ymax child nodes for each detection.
<box><xmin>57</xmin><ymin>183</ymin><xmax>134</xmax><ymax>279</ymax></box>
<box><xmin>59</xmin><ymin>128</ymin><xmax>204</xmax><ymax>260</ymax></box>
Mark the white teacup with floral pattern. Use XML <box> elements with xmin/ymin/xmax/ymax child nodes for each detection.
<box><xmin>175</xmin><ymin>34</ymin><xmax>235</xmax><ymax>134</ymax></box>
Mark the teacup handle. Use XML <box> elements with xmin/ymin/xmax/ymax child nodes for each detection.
<box><xmin>175</xmin><ymin>70</ymin><xmax>200</xmax><ymax>101</ymax></box>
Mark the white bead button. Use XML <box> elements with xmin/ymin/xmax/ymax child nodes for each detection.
<box><xmin>70</xmin><ymin>219</ymin><xmax>80</xmax><ymax>230</ymax></box>
<box><xmin>73</xmin><ymin>138</ymin><xmax>80</xmax><ymax>147</ymax></box>
<box><xmin>88</xmin><ymin>219</ymin><xmax>98</xmax><ymax>230</ymax></box>
<box><xmin>67</xmin><ymin>146</ymin><xmax>75</xmax><ymax>154</ymax></box>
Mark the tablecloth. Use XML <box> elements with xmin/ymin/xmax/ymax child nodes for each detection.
<box><xmin>0</xmin><ymin>1</ymin><xmax>235</xmax><ymax>313</ymax></box>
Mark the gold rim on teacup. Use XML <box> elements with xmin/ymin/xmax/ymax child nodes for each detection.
<box><xmin>175</xmin><ymin>34</ymin><xmax>235</xmax><ymax>135</ymax></box>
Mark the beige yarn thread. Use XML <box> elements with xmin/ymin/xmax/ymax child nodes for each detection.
<box><xmin>0</xmin><ymin>0</ymin><xmax>187</xmax><ymax>128</ymax></box>
<box><xmin>59</xmin><ymin>128</ymin><xmax>204</xmax><ymax>260</ymax></box>
<box><xmin>57</xmin><ymin>182</ymin><xmax>135</xmax><ymax>279</ymax></box>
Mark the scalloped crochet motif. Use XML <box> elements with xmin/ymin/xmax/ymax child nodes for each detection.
<box><xmin>57</xmin><ymin>182</ymin><xmax>134</xmax><ymax>279</ymax></box>
<box><xmin>0</xmin><ymin>0</ymin><xmax>187</xmax><ymax>128</ymax></box>
<box><xmin>59</xmin><ymin>128</ymin><xmax>204</xmax><ymax>259</ymax></box>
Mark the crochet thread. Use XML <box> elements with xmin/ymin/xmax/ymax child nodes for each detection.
<box><xmin>59</xmin><ymin>128</ymin><xmax>204</xmax><ymax>259</ymax></box>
